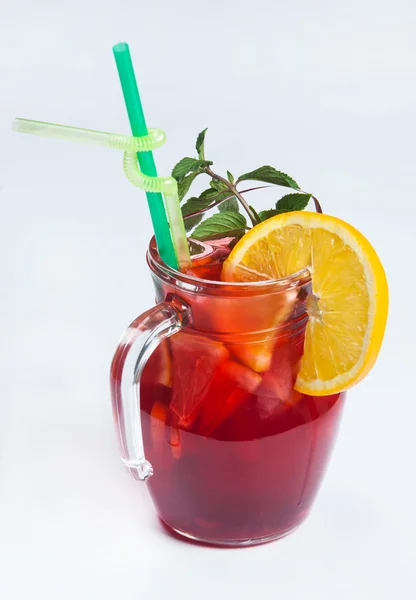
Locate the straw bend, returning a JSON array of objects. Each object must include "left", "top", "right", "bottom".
[
  {"left": 108, "top": 128, "right": 166, "bottom": 151},
  {"left": 123, "top": 151, "right": 189, "bottom": 267},
  {"left": 13, "top": 118, "right": 174, "bottom": 194},
  {"left": 123, "top": 152, "right": 177, "bottom": 194},
  {"left": 12, "top": 116, "right": 191, "bottom": 269}
]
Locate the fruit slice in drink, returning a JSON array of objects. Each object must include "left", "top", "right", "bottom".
[
  {"left": 150, "top": 400, "right": 169, "bottom": 450},
  {"left": 141, "top": 339, "right": 172, "bottom": 388},
  {"left": 222, "top": 211, "right": 389, "bottom": 395},
  {"left": 256, "top": 340, "right": 294, "bottom": 417},
  {"left": 169, "top": 333, "right": 230, "bottom": 427},
  {"left": 224, "top": 293, "right": 296, "bottom": 373},
  {"left": 197, "top": 358, "right": 262, "bottom": 435}
]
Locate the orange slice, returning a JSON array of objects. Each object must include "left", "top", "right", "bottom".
[{"left": 222, "top": 211, "right": 388, "bottom": 395}]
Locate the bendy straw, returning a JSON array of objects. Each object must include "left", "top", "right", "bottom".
[{"left": 13, "top": 118, "right": 191, "bottom": 269}]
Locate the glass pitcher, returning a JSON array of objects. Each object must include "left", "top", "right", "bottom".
[{"left": 110, "top": 239, "right": 345, "bottom": 546}]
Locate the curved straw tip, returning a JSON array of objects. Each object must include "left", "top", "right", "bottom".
[
  {"left": 162, "top": 177, "right": 178, "bottom": 194},
  {"left": 12, "top": 118, "right": 23, "bottom": 132}
]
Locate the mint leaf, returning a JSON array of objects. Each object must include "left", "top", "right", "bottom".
[
  {"left": 196, "top": 128, "right": 208, "bottom": 160},
  {"left": 199, "top": 188, "right": 231, "bottom": 203},
  {"left": 227, "top": 171, "right": 235, "bottom": 184},
  {"left": 178, "top": 172, "right": 198, "bottom": 202},
  {"left": 192, "top": 212, "right": 247, "bottom": 241},
  {"left": 237, "top": 166, "right": 300, "bottom": 190},
  {"left": 218, "top": 197, "right": 239, "bottom": 213},
  {"left": 258, "top": 194, "right": 311, "bottom": 221},
  {"left": 172, "top": 157, "right": 212, "bottom": 182},
  {"left": 209, "top": 179, "right": 228, "bottom": 192},
  {"left": 182, "top": 190, "right": 233, "bottom": 232},
  {"left": 181, "top": 195, "right": 215, "bottom": 217},
  {"left": 184, "top": 214, "right": 203, "bottom": 232},
  {"left": 172, "top": 158, "right": 199, "bottom": 181},
  {"left": 199, "top": 188, "right": 218, "bottom": 201},
  {"left": 276, "top": 192, "right": 311, "bottom": 212},
  {"left": 199, "top": 187, "right": 231, "bottom": 205},
  {"left": 258, "top": 209, "right": 280, "bottom": 222}
]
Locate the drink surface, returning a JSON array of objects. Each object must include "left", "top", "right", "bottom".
[{"left": 139, "top": 239, "right": 345, "bottom": 543}]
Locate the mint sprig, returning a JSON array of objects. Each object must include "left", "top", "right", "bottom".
[
  {"left": 192, "top": 212, "right": 247, "bottom": 240},
  {"left": 237, "top": 166, "right": 300, "bottom": 190},
  {"left": 171, "top": 129, "right": 320, "bottom": 240},
  {"left": 196, "top": 128, "right": 208, "bottom": 159},
  {"left": 276, "top": 192, "right": 311, "bottom": 212},
  {"left": 177, "top": 173, "right": 198, "bottom": 201},
  {"left": 218, "top": 197, "right": 239, "bottom": 213},
  {"left": 172, "top": 157, "right": 212, "bottom": 181}
]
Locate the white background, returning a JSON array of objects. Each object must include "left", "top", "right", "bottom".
[{"left": 1, "top": 1, "right": 415, "bottom": 598}]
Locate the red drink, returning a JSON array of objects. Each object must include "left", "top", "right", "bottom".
[{"left": 135, "top": 242, "right": 345, "bottom": 545}]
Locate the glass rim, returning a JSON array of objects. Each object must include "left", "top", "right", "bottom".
[{"left": 147, "top": 238, "right": 311, "bottom": 293}]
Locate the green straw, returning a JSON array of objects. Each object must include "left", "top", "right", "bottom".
[{"left": 112, "top": 42, "right": 178, "bottom": 270}]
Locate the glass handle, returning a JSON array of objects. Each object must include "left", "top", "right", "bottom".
[{"left": 110, "top": 298, "right": 190, "bottom": 481}]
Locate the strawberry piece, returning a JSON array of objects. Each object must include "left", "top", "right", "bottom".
[
  {"left": 256, "top": 342, "right": 295, "bottom": 418},
  {"left": 169, "top": 333, "right": 229, "bottom": 427},
  {"left": 198, "top": 359, "right": 261, "bottom": 435}
]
